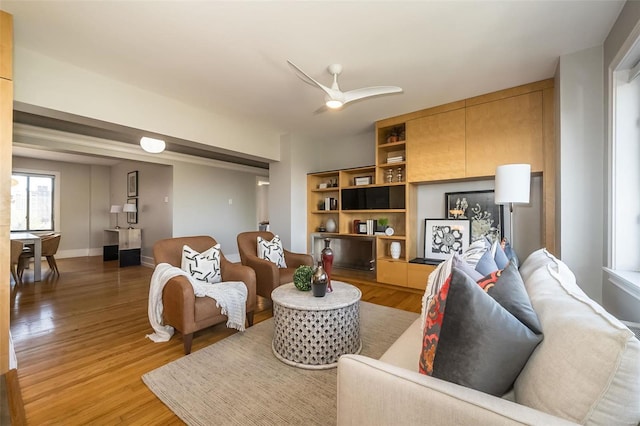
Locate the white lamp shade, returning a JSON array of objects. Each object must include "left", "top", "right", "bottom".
[
  {"left": 495, "top": 164, "right": 531, "bottom": 204},
  {"left": 123, "top": 203, "right": 137, "bottom": 213},
  {"left": 140, "top": 136, "right": 166, "bottom": 153},
  {"left": 110, "top": 205, "right": 122, "bottom": 213}
]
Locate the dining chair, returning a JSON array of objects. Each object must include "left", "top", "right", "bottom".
[
  {"left": 19, "top": 233, "right": 61, "bottom": 277},
  {"left": 10, "top": 240, "right": 25, "bottom": 285}
]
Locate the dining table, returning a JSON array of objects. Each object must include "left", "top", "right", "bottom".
[{"left": 10, "top": 232, "right": 42, "bottom": 281}]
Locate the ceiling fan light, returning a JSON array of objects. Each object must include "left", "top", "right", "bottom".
[
  {"left": 140, "top": 136, "right": 166, "bottom": 153},
  {"left": 326, "top": 99, "right": 343, "bottom": 109}
]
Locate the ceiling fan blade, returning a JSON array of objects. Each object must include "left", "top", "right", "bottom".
[
  {"left": 287, "top": 60, "right": 335, "bottom": 97},
  {"left": 343, "top": 86, "right": 403, "bottom": 104}
]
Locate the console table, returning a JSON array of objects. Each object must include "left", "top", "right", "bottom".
[{"left": 103, "top": 229, "right": 141, "bottom": 267}]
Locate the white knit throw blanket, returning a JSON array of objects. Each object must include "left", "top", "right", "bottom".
[{"left": 146, "top": 263, "right": 247, "bottom": 343}]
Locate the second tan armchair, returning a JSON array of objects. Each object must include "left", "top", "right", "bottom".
[{"left": 237, "top": 231, "right": 314, "bottom": 299}]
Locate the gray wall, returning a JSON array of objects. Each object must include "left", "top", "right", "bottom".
[
  {"left": 110, "top": 161, "right": 173, "bottom": 264},
  {"left": 555, "top": 46, "right": 605, "bottom": 303},
  {"left": 12, "top": 157, "right": 111, "bottom": 257},
  {"left": 602, "top": 0, "right": 640, "bottom": 320}
]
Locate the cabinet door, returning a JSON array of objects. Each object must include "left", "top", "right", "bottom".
[
  {"left": 377, "top": 260, "right": 407, "bottom": 286},
  {"left": 406, "top": 109, "right": 465, "bottom": 182},
  {"left": 407, "top": 263, "right": 436, "bottom": 290},
  {"left": 466, "top": 91, "right": 543, "bottom": 177}
]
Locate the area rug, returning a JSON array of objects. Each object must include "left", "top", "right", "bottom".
[{"left": 142, "top": 301, "right": 418, "bottom": 426}]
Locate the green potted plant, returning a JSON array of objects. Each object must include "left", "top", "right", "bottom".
[{"left": 293, "top": 265, "right": 314, "bottom": 291}]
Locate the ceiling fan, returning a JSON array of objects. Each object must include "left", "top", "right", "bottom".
[{"left": 287, "top": 60, "right": 402, "bottom": 110}]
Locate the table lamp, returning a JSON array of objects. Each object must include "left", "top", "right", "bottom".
[
  {"left": 110, "top": 205, "right": 123, "bottom": 229},
  {"left": 495, "top": 164, "right": 531, "bottom": 247},
  {"left": 123, "top": 203, "right": 137, "bottom": 229}
]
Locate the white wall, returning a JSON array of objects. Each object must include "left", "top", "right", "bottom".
[
  {"left": 172, "top": 162, "right": 260, "bottom": 257},
  {"left": 555, "top": 46, "right": 605, "bottom": 303},
  {"left": 269, "top": 130, "right": 376, "bottom": 255},
  {"left": 13, "top": 47, "right": 281, "bottom": 162}
]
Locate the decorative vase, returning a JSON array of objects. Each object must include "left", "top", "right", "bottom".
[
  {"left": 321, "top": 238, "right": 334, "bottom": 293},
  {"left": 326, "top": 218, "right": 336, "bottom": 233},
  {"left": 390, "top": 241, "right": 401, "bottom": 260},
  {"left": 312, "top": 261, "right": 328, "bottom": 297}
]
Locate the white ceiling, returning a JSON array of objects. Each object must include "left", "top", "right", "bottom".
[{"left": 3, "top": 1, "right": 624, "bottom": 157}]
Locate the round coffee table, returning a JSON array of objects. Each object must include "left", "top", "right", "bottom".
[{"left": 271, "top": 280, "right": 362, "bottom": 369}]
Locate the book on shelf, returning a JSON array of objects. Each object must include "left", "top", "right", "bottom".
[{"left": 387, "top": 157, "right": 404, "bottom": 163}]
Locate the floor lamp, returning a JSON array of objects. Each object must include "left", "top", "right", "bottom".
[
  {"left": 110, "top": 205, "right": 123, "bottom": 229},
  {"left": 495, "top": 164, "right": 531, "bottom": 248}
]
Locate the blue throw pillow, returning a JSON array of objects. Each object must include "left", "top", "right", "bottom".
[{"left": 475, "top": 249, "right": 499, "bottom": 276}]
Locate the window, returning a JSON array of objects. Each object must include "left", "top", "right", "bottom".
[{"left": 11, "top": 172, "right": 55, "bottom": 232}]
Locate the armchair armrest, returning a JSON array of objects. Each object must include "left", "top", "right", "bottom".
[
  {"left": 337, "top": 355, "right": 578, "bottom": 426},
  {"left": 162, "top": 275, "right": 196, "bottom": 332},
  {"left": 284, "top": 250, "right": 314, "bottom": 268},
  {"left": 242, "top": 253, "right": 279, "bottom": 295},
  {"left": 221, "top": 260, "right": 257, "bottom": 311}
]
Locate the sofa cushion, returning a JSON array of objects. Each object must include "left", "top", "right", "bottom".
[
  {"left": 181, "top": 244, "right": 222, "bottom": 284},
  {"left": 257, "top": 235, "right": 287, "bottom": 268},
  {"left": 477, "top": 261, "right": 542, "bottom": 334},
  {"left": 420, "top": 268, "right": 542, "bottom": 396},
  {"left": 380, "top": 317, "right": 422, "bottom": 371},
  {"left": 515, "top": 249, "right": 640, "bottom": 425}
]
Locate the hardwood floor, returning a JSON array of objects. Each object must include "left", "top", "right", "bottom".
[{"left": 10, "top": 256, "right": 423, "bottom": 425}]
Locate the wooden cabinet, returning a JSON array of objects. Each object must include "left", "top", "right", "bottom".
[
  {"left": 407, "top": 263, "right": 436, "bottom": 290},
  {"left": 307, "top": 171, "right": 340, "bottom": 248},
  {"left": 466, "top": 91, "right": 544, "bottom": 177},
  {"left": 406, "top": 108, "right": 466, "bottom": 182},
  {"left": 0, "top": 10, "right": 12, "bottom": 374},
  {"left": 0, "top": 12, "right": 12, "bottom": 80},
  {"left": 308, "top": 79, "right": 556, "bottom": 291},
  {"left": 377, "top": 259, "right": 407, "bottom": 286}
]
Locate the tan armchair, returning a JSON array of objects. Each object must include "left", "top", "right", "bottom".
[
  {"left": 237, "top": 231, "right": 314, "bottom": 299},
  {"left": 153, "top": 236, "right": 256, "bottom": 354}
]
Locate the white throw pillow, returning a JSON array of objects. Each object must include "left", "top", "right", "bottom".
[
  {"left": 257, "top": 235, "right": 287, "bottom": 268},
  {"left": 181, "top": 244, "right": 222, "bottom": 284}
]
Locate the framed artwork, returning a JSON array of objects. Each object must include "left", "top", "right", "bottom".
[
  {"left": 357, "top": 222, "right": 368, "bottom": 234},
  {"left": 126, "top": 198, "right": 138, "bottom": 224},
  {"left": 127, "top": 171, "right": 138, "bottom": 197},
  {"left": 445, "top": 190, "right": 504, "bottom": 243},
  {"left": 424, "top": 219, "right": 471, "bottom": 260}
]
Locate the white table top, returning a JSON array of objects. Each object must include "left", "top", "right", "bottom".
[
  {"left": 10, "top": 232, "right": 41, "bottom": 241},
  {"left": 271, "top": 281, "right": 362, "bottom": 311}
]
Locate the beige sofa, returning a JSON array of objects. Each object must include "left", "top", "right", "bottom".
[{"left": 337, "top": 249, "right": 640, "bottom": 425}]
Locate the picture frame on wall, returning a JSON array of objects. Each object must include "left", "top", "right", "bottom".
[
  {"left": 126, "top": 198, "right": 138, "bottom": 224},
  {"left": 445, "top": 190, "right": 504, "bottom": 243},
  {"left": 424, "top": 219, "right": 471, "bottom": 260},
  {"left": 127, "top": 171, "right": 138, "bottom": 197}
]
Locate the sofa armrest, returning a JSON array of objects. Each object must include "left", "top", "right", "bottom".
[{"left": 337, "top": 355, "right": 578, "bottom": 426}]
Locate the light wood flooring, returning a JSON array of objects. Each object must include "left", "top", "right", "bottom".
[{"left": 10, "top": 256, "right": 422, "bottom": 425}]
